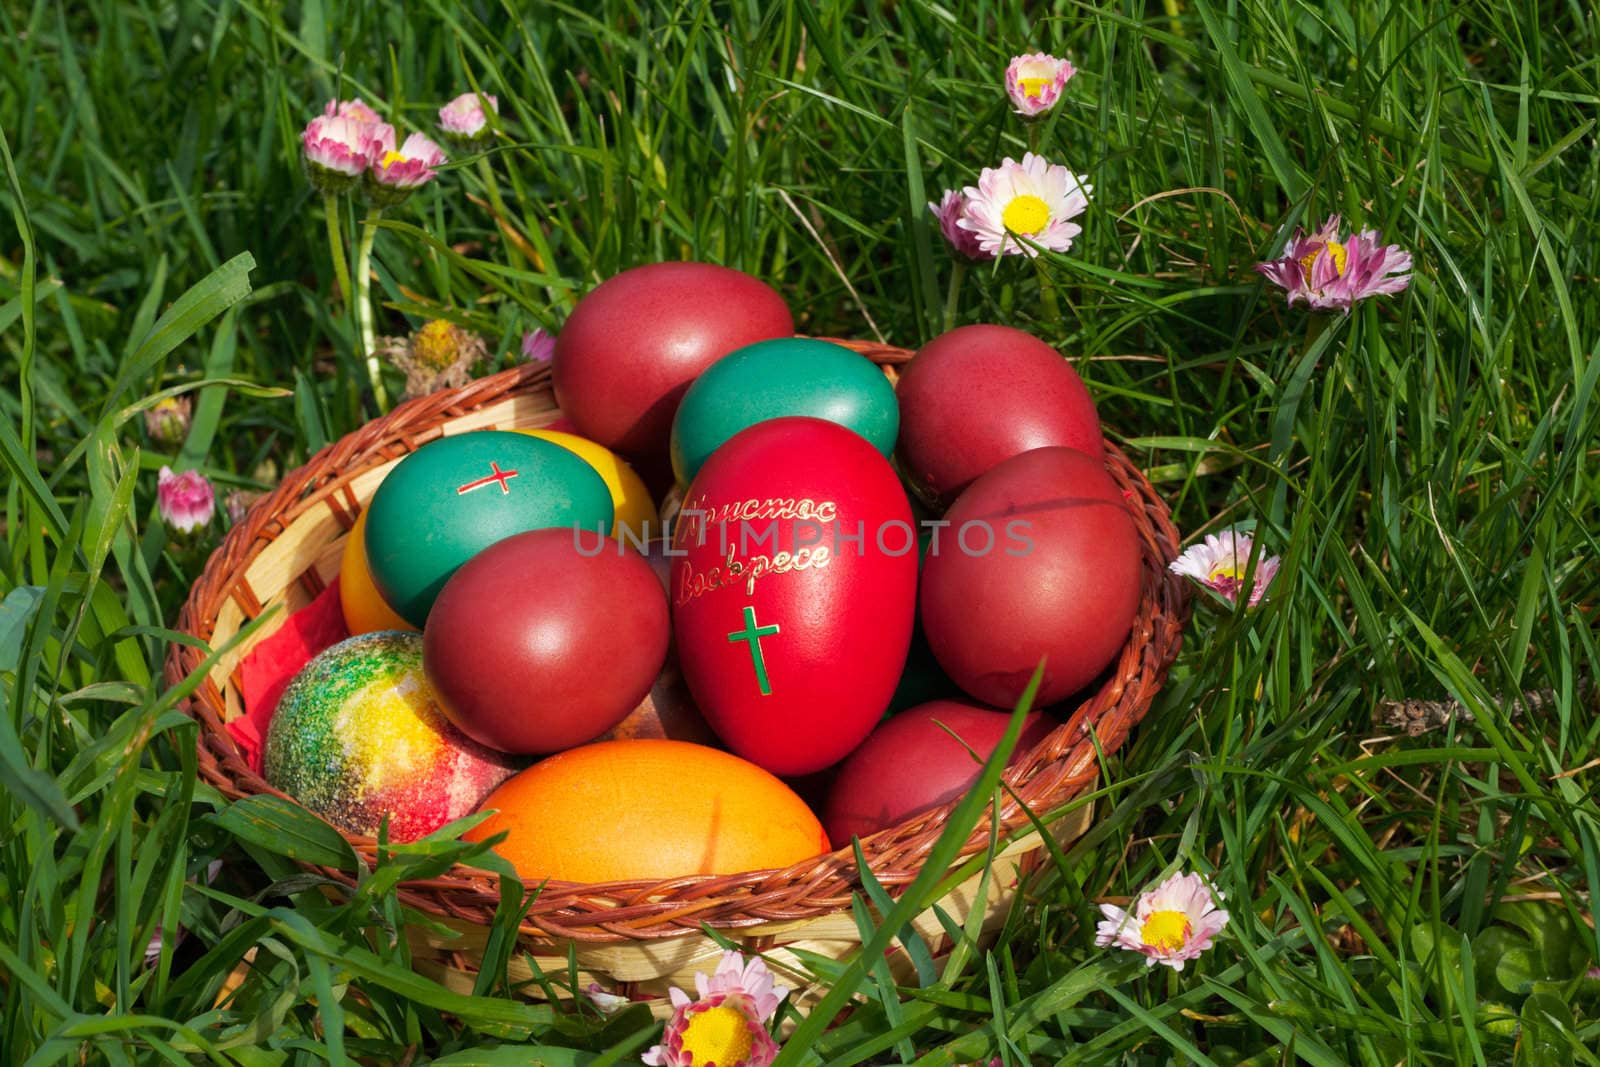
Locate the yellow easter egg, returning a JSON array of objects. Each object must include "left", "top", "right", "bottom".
[
  {"left": 516, "top": 428, "right": 659, "bottom": 541},
  {"left": 339, "top": 508, "right": 417, "bottom": 635}
]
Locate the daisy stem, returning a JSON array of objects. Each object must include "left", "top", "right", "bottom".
[
  {"left": 355, "top": 206, "right": 388, "bottom": 411},
  {"left": 1038, "top": 267, "right": 1061, "bottom": 327},
  {"left": 323, "top": 192, "right": 352, "bottom": 314},
  {"left": 1167, "top": 968, "right": 1187, "bottom": 1064},
  {"left": 942, "top": 261, "right": 966, "bottom": 332},
  {"left": 1303, "top": 310, "right": 1332, "bottom": 353}
]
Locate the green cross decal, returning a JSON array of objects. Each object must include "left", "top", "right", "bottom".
[{"left": 726, "top": 605, "right": 780, "bottom": 696}]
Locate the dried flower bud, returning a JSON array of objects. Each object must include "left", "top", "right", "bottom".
[
  {"left": 378, "top": 319, "right": 489, "bottom": 399},
  {"left": 144, "top": 396, "right": 193, "bottom": 447}
]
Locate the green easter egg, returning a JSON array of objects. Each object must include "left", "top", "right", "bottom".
[
  {"left": 669, "top": 337, "right": 899, "bottom": 485},
  {"left": 365, "top": 430, "right": 614, "bottom": 625}
]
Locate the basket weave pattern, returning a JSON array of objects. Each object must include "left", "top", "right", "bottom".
[{"left": 165, "top": 340, "right": 1187, "bottom": 949}]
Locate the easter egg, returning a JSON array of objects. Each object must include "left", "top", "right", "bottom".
[
  {"left": 822, "top": 701, "right": 1056, "bottom": 847},
  {"left": 364, "top": 430, "right": 614, "bottom": 626},
  {"left": 669, "top": 337, "right": 899, "bottom": 486},
  {"left": 596, "top": 539, "right": 718, "bottom": 745},
  {"left": 515, "top": 428, "right": 659, "bottom": 543},
  {"left": 552, "top": 262, "right": 795, "bottom": 456},
  {"left": 896, "top": 324, "right": 1103, "bottom": 507},
  {"left": 262, "top": 632, "right": 522, "bottom": 842},
  {"left": 671, "top": 417, "right": 918, "bottom": 775},
  {"left": 339, "top": 508, "right": 416, "bottom": 635},
  {"left": 920, "top": 447, "right": 1141, "bottom": 707},
  {"left": 594, "top": 661, "right": 718, "bottom": 745},
  {"left": 466, "top": 740, "right": 830, "bottom": 882},
  {"left": 424, "top": 528, "right": 670, "bottom": 754}
]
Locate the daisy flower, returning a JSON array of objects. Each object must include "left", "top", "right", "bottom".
[
  {"left": 958, "top": 152, "right": 1091, "bottom": 258},
  {"left": 1095, "top": 870, "right": 1230, "bottom": 971},
  {"left": 642, "top": 951, "right": 789, "bottom": 1067},
  {"left": 366, "top": 132, "right": 447, "bottom": 206},
  {"left": 157, "top": 466, "right": 215, "bottom": 535},
  {"left": 1255, "top": 213, "right": 1413, "bottom": 312},
  {"left": 1005, "top": 53, "right": 1077, "bottom": 117},
  {"left": 439, "top": 91, "right": 498, "bottom": 147},
  {"left": 585, "top": 982, "right": 630, "bottom": 1015},
  {"left": 521, "top": 327, "right": 556, "bottom": 363},
  {"left": 328, "top": 97, "right": 384, "bottom": 125},
  {"left": 928, "top": 189, "right": 993, "bottom": 261},
  {"left": 375, "top": 319, "right": 487, "bottom": 400},
  {"left": 301, "top": 99, "right": 393, "bottom": 195},
  {"left": 1169, "top": 529, "right": 1280, "bottom": 607}
]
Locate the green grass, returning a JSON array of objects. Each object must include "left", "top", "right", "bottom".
[{"left": 3, "top": 0, "right": 1599, "bottom": 1062}]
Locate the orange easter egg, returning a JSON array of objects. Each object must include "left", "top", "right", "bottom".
[
  {"left": 467, "top": 739, "right": 829, "bottom": 883},
  {"left": 515, "top": 428, "right": 659, "bottom": 542},
  {"left": 339, "top": 508, "right": 416, "bottom": 635}
]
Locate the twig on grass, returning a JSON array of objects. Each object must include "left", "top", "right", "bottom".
[{"left": 1374, "top": 675, "right": 1594, "bottom": 737}]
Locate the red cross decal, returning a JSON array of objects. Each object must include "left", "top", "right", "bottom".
[{"left": 456, "top": 461, "right": 520, "bottom": 496}]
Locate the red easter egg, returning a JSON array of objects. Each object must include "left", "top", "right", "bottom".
[
  {"left": 423, "top": 528, "right": 670, "bottom": 754},
  {"left": 920, "top": 447, "right": 1140, "bottom": 707},
  {"left": 671, "top": 417, "right": 918, "bottom": 775},
  {"left": 552, "top": 263, "right": 795, "bottom": 457},
  {"left": 822, "top": 700, "right": 1056, "bottom": 847},
  {"left": 896, "top": 324, "right": 1102, "bottom": 507}
]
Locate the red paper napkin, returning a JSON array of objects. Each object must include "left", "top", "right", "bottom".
[{"left": 228, "top": 578, "right": 351, "bottom": 773}]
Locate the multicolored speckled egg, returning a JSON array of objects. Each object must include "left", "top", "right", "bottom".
[{"left": 262, "top": 631, "right": 522, "bottom": 842}]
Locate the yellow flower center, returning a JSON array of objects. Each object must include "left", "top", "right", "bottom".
[
  {"left": 1001, "top": 194, "right": 1051, "bottom": 236},
  {"left": 379, "top": 150, "right": 407, "bottom": 169},
  {"left": 1300, "top": 239, "right": 1348, "bottom": 279},
  {"left": 414, "top": 320, "right": 459, "bottom": 370},
  {"left": 1018, "top": 76, "right": 1052, "bottom": 99},
  {"left": 679, "top": 1005, "right": 754, "bottom": 1066},
  {"left": 1141, "top": 909, "right": 1192, "bottom": 952},
  {"left": 1206, "top": 562, "right": 1245, "bottom": 583}
]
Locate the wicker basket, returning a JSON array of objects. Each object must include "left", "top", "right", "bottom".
[{"left": 164, "top": 339, "right": 1187, "bottom": 1011}]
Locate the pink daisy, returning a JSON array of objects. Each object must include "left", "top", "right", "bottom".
[
  {"left": 1169, "top": 529, "right": 1280, "bottom": 607},
  {"left": 521, "top": 328, "right": 556, "bottom": 363},
  {"left": 157, "top": 466, "right": 215, "bottom": 535},
  {"left": 367, "top": 132, "right": 447, "bottom": 206},
  {"left": 328, "top": 98, "right": 384, "bottom": 125},
  {"left": 1005, "top": 53, "right": 1077, "bottom": 117},
  {"left": 928, "top": 189, "right": 993, "bottom": 261},
  {"left": 642, "top": 951, "right": 789, "bottom": 1067},
  {"left": 1255, "top": 213, "right": 1413, "bottom": 312},
  {"left": 1095, "top": 870, "right": 1231, "bottom": 972},
  {"left": 958, "top": 152, "right": 1091, "bottom": 258},
  {"left": 439, "top": 91, "right": 498, "bottom": 144},
  {"left": 301, "top": 100, "right": 393, "bottom": 195}
]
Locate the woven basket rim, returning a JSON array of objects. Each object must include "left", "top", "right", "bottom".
[{"left": 164, "top": 337, "right": 1188, "bottom": 943}]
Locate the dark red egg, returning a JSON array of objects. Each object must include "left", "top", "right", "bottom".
[
  {"left": 896, "top": 324, "right": 1102, "bottom": 507},
  {"left": 552, "top": 262, "right": 795, "bottom": 457},
  {"left": 423, "top": 528, "right": 670, "bottom": 754},
  {"left": 671, "top": 417, "right": 918, "bottom": 775},
  {"left": 919, "top": 447, "right": 1141, "bottom": 708},
  {"left": 823, "top": 700, "right": 1056, "bottom": 847}
]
